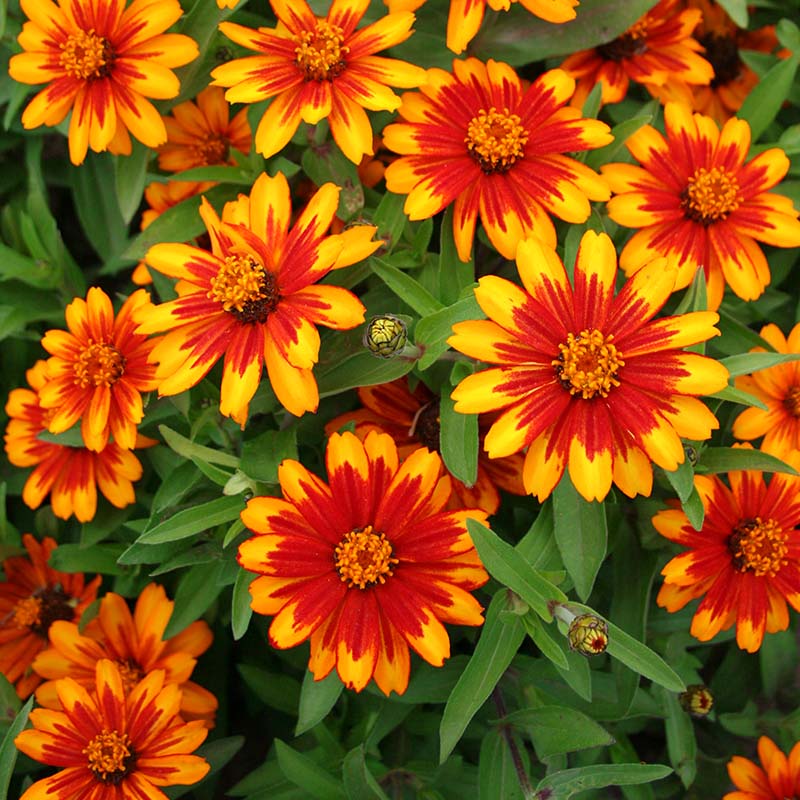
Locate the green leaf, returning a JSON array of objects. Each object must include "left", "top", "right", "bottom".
[
  {"left": 502, "top": 706, "right": 614, "bottom": 758},
  {"left": 696, "top": 447, "right": 798, "bottom": 476},
  {"left": 716, "top": 0, "right": 747, "bottom": 26},
  {"left": 552, "top": 477, "right": 607, "bottom": 602},
  {"left": 158, "top": 424, "right": 240, "bottom": 468},
  {"left": 478, "top": 730, "right": 525, "bottom": 800},
  {"left": 161, "top": 165, "right": 255, "bottom": 185},
  {"left": 776, "top": 18, "right": 800, "bottom": 52},
  {"left": 585, "top": 103, "right": 658, "bottom": 170},
  {"left": 720, "top": 351, "right": 800, "bottom": 378},
  {"left": 49, "top": 543, "right": 127, "bottom": 576},
  {"left": 342, "top": 746, "right": 391, "bottom": 800},
  {"left": 658, "top": 687, "right": 696, "bottom": 789},
  {"left": 0, "top": 242, "right": 60, "bottom": 289},
  {"left": 415, "top": 293, "right": 483, "bottom": 370},
  {"left": 467, "top": 519, "right": 569, "bottom": 620},
  {"left": 168, "top": 736, "right": 245, "bottom": 799},
  {"left": 521, "top": 613, "right": 568, "bottom": 670},
  {"left": 436, "top": 206, "right": 476, "bottom": 304},
  {"left": 138, "top": 495, "right": 246, "bottom": 544},
  {"left": 371, "top": 191, "right": 408, "bottom": 254},
  {"left": 439, "top": 591, "right": 526, "bottom": 763},
  {"left": 370, "top": 257, "right": 444, "bottom": 317},
  {"left": 115, "top": 141, "right": 151, "bottom": 225},
  {"left": 274, "top": 740, "right": 347, "bottom": 800},
  {"left": 164, "top": 561, "right": 222, "bottom": 637},
  {"left": 439, "top": 394, "right": 478, "bottom": 486},
  {"left": 301, "top": 143, "right": 363, "bottom": 220},
  {"left": 0, "top": 697, "right": 34, "bottom": 800},
  {"left": 240, "top": 427, "right": 298, "bottom": 483},
  {"left": 238, "top": 664, "right": 301, "bottom": 716},
  {"left": 296, "top": 670, "right": 344, "bottom": 736},
  {"left": 664, "top": 458, "right": 695, "bottom": 505},
  {"left": 709, "top": 385, "right": 767, "bottom": 410},
  {"left": 231, "top": 569, "right": 255, "bottom": 640},
  {"left": 317, "top": 348, "right": 415, "bottom": 398},
  {"left": 681, "top": 488, "right": 706, "bottom": 532},
  {"left": 534, "top": 764, "right": 672, "bottom": 798},
  {"left": 738, "top": 54, "right": 800, "bottom": 142}
]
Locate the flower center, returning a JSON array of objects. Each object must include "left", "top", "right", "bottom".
[
  {"left": 553, "top": 329, "right": 624, "bottom": 399},
  {"left": 334, "top": 525, "right": 398, "bottom": 589},
  {"left": 115, "top": 659, "right": 144, "bottom": 693},
  {"left": 74, "top": 342, "right": 126, "bottom": 388},
  {"left": 728, "top": 517, "right": 789, "bottom": 577},
  {"left": 208, "top": 255, "right": 280, "bottom": 324},
  {"left": 783, "top": 386, "right": 800, "bottom": 417},
  {"left": 596, "top": 19, "right": 650, "bottom": 61},
  {"left": 195, "top": 134, "right": 230, "bottom": 166},
  {"left": 681, "top": 166, "right": 741, "bottom": 225},
  {"left": 84, "top": 730, "right": 136, "bottom": 785},
  {"left": 409, "top": 400, "right": 440, "bottom": 452},
  {"left": 699, "top": 33, "right": 742, "bottom": 87},
  {"left": 60, "top": 29, "right": 114, "bottom": 80},
  {"left": 12, "top": 587, "right": 75, "bottom": 637},
  {"left": 466, "top": 108, "right": 528, "bottom": 174},
  {"left": 294, "top": 21, "right": 349, "bottom": 81}
]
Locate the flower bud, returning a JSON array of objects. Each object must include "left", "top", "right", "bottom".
[
  {"left": 683, "top": 443, "right": 698, "bottom": 466},
  {"left": 363, "top": 315, "right": 407, "bottom": 358},
  {"left": 567, "top": 613, "right": 608, "bottom": 656},
  {"left": 679, "top": 684, "right": 713, "bottom": 717}
]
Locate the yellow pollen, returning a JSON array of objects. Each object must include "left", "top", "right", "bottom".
[
  {"left": 783, "top": 386, "right": 800, "bottom": 418},
  {"left": 84, "top": 730, "right": 134, "bottom": 783},
  {"left": 115, "top": 660, "right": 143, "bottom": 693},
  {"left": 334, "top": 525, "right": 398, "bottom": 589},
  {"left": 209, "top": 255, "right": 268, "bottom": 311},
  {"left": 681, "top": 166, "right": 741, "bottom": 225},
  {"left": 194, "top": 134, "right": 230, "bottom": 166},
  {"left": 466, "top": 107, "right": 528, "bottom": 173},
  {"left": 13, "top": 597, "right": 42, "bottom": 628},
  {"left": 728, "top": 517, "right": 788, "bottom": 577},
  {"left": 60, "top": 29, "right": 113, "bottom": 80},
  {"left": 553, "top": 329, "right": 624, "bottom": 399},
  {"left": 74, "top": 342, "right": 126, "bottom": 388},
  {"left": 294, "top": 21, "right": 349, "bottom": 81}
]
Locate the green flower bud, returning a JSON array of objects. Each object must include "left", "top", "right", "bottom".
[
  {"left": 679, "top": 684, "right": 713, "bottom": 717},
  {"left": 363, "top": 315, "right": 407, "bottom": 358},
  {"left": 567, "top": 613, "right": 608, "bottom": 656}
]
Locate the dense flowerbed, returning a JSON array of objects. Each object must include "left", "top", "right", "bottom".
[{"left": 1, "top": 0, "right": 800, "bottom": 797}]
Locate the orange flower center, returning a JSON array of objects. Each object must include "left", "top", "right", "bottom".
[
  {"left": 334, "top": 525, "right": 398, "bottom": 589},
  {"left": 60, "top": 29, "right": 114, "bottom": 80},
  {"left": 12, "top": 587, "right": 75, "bottom": 637},
  {"left": 116, "top": 659, "right": 144, "bottom": 693},
  {"left": 195, "top": 134, "right": 230, "bottom": 166},
  {"left": 74, "top": 342, "right": 126, "bottom": 388},
  {"left": 596, "top": 18, "right": 650, "bottom": 61},
  {"left": 728, "top": 517, "right": 789, "bottom": 576},
  {"left": 783, "top": 386, "right": 800, "bottom": 417},
  {"left": 13, "top": 597, "right": 42, "bottom": 628},
  {"left": 294, "top": 21, "right": 349, "bottom": 81},
  {"left": 84, "top": 730, "right": 136, "bottom": 785},
  {"left": 209, "top": 254, "right": 279, "bottom": 324},
  {"left": 466, "top": 108, "right": 528, "bottom": 174},
  {"left": 553, "top": 329, "right": 624, "bottom": 399},
  {"left": 681, "top": 166, "right": 741, "bottom": 225}
]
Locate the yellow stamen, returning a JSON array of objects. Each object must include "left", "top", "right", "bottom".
[
  {"left": 553, "top": 329, "right": 624, "bottom": 399},
  {"left": 194, "top": 134, "right": 230, "bottom": 166},
  {"left": 681, "top": 166, "right": 741, "bottom": 225},
  {"left": 294, "top": 21, "right": 349, "bottom": 81},
  {"left": 84, "top": 730, "right": 135, "bottom": 784},
  {"left": 783, "top": 386, "right": 800, "bottom": 417},
  {"left": 115, "top": 660, "right": 144, "bottom": 694},
  {"left": 13, "top": 597, "right": 42, "bottom": 628},
  {"left": 74, "top": 343, "right": 126, "bottom": 388},
  {"left": 465, "top": 107, "right": 528, "bottom": 173},
  {"left": 728, "top": 517, "right": 788, "bottom": 577},
  {"left": 208, "top": 255, "right": 279, "bottom": 323},
  {"left": 60, "top": 29, "right": 113, "bottom": 80},
  {"left": 334, "top": 525, "right": 398, "bottom": 589}
]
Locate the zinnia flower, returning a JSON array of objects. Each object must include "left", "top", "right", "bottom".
[
  {"left": 5, "top": 360, "right": 144, "bottom": 522},
  {"left": 8, "top": 0, "right": 199, "bottom": 165},
  {"left": 237, "top": 429, "right": 489, "bottom": 695},
  {"left": 33, "top": 583, "right": 218, "bottom": 726},
  {"left": 724, "top": 736, "right": 800, "bottom": 799},
  {"left": 15, "top": 659, "right": 210, "bottom": 800},
  {"left": 135, "top": 172, "right": 378, "bottom": 422},
  {"left": 325, "top": 377, "right": 526, "bottom": 514},
  {"left": 559, "top": 0, "right": 713, "bottom": 108},
  {"left": 448, "top": 231, "right": 730, "bottom": 502},
  {"left": 655, "top": 457, "right": 800, "bottom": 652},
  {"left": 602, "top": 102, "right": 800, "bottom": 310},
  {"left": 157, "top": 86, "right": 252, "bottom": 172},
  {"left": 210, "top": 0, "right": 426, "bottom": 163},
  {"left": 38, "top": 287, "right": 158, "bottom": 452},
  {"left": 383, "top": 60, "right": 612, "bottom": 262},
  {"left": 0, "top": 534, "right": 100, "bottom": 698},
  {"left": 732, "top": 323, "right": 800, "bottom": 466}
]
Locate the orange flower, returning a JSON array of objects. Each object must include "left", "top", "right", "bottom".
[
  {"left": 238, "top": 430, "right": 489, "bottom": 695},
  {"left": 0, "top": 534, "right": 100, "bottom": 698},
  {"left": 33, "top": 583, "right": 217, "bottom": 726},
  {"left": 211, "top": 0, "right": 426, "bottom": 163},
  {"left": 38, "top": 287, "right": 158, "bottom": 452},
  {"left": 724, "top": 736, "right": 800, "bottom": 799},
  {"left": 4, "top": 361, "right": 144, "bottom": 522},
  {"left": 15, "top": 660, "right": 209, "bottom": 799},
  {"left": 8, "top": 0, "right": 199, "bottom": 165},
  {"left": 157, "top": 86, "right": 252, "bottom": 172}
]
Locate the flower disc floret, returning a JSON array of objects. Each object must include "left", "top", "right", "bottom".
[
  {"left": 335, "top": 526, "right": 398, "bottom": 588},
  {"left": 681, "top": 166, "right": 741, "bottom": 224},
  {"left": 553, "top": 330, "right": 624, "bottom": 399},
  {"left": 728, "top": 517, "right": 788, "bottom": 577},
  {"left": 84, "top": 731, "right": 135, "bottom": 784},
  {"left": 294, "top": 22, "right": 348, "bottom": 80}
]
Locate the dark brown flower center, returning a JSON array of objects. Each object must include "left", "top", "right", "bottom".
[
  {"left": 334, "top": 526, "right": 398, "bottom": 589},
  {"left": 294, "top": 22, "right": 349, "bottom": 81},
  {"left": 728, "top": 517, "right": 788, "bottom": 576},
  {"left": 698, "top": 33, "right": 742, "bottom": 88},
  {"left": 84, "top": 730, "right": 137, "bottom": 785},
  {"left": 783, "top": 386, "right": 800, "bottom": 417},
  {"left": 553, "top": 329, "right": 624, "bottom": 399},
  {"left": 74, "top": 342, "right": 126, "bottom": 388},
  {"left": 410, "top": 400, "right": 441, "bottom": 452},
  {"left": 12, "top": 586, "right": 75, "bottom": 638},
  {"left": 596, "top": 19, "right": 650, "bottom": 61},
  {"left": 60, "top": 29, "right": 114, "bottom": 80},
  {"left": 209, "top": 254, "right": 280, "bottom": 324},
  {"left": 680, "top": 166, "right": 740, "bottom": 225},
  {"left": 466, "top": 108, "right": 528, "bottom": 174}
]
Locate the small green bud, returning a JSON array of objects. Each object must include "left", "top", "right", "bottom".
[
  {"left": 679, "top": 684, "right": 713, "bottom": 717},
  {"left": 363, "top": 315, "right": 408, "bottom": 358},
  {"left": 567, "top": 613, "right": 608, "bottom": 656}
]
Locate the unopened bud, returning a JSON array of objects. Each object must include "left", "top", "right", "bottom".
[
  {"left": 679, "top": 684, "right": 713, "bottom": 717},
  {"left": 683, "top": 444, "right": 698, "bottom": 466},
  {"left": 364, "top": 315, "right": 407, "bottom": 358},
  {"left": 567, "top": 614, "right": 608, "bottom": 656}
]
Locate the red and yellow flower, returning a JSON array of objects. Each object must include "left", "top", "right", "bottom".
[
  {"left": 210, "top": 0, "right": 426, "bottom": 164},
  {"left": 238, "top": 430, "right": 489, "bottom": 695},
  {"left": 37, "top": 287, "right": 158, "bottom": 453},
  {"left": 5, "top": 361, "right": 145, "bottom": 522},
  {"left": 559, "top": 0, "right": 712, "bottom": 108},
  {"left": 33, "top": 583, "right": 217, "bottom": 726},
  {"left": 383, "top": 60, "right": 612, "bottom": 262},
  {"left": 15, "top": 659, "right": 209, "bottom": 800},
  {"left": 724, "top": 736, "right": 800, "bottom": 799},
  {"left": 448, "top": 231, "right": 729, "bottom": 502},
  {"left": 157, "top": 86, "right": 252, "bottom": 172},
  {"left": 135, "top": 172, "right": 378, "bottom": 423},
  {"left": 8, "top": 0, "right": 199, "bottom": 165},
  {"left": 732, "top": 323, "right": 800, "bottom": 467},
  {"left": 602, "top": 103, "right": 800, "bottom": 310},
  {"left": 656, "top": 458, "right": 800, "bottom": 652},
  {"left": 0, "top": 534, "right": 100, "bottom": 698},
  {"left": 326, "top": 377, "right": 526, "bottom": 514}
]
